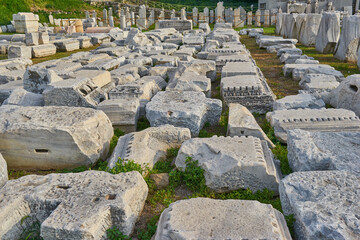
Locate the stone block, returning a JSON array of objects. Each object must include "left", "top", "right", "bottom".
[
  {"left": 151, "top": 55, "right": 179, "bottom": 67},
  {"left": 31, "top": 44, "right": 56, "bottom": 58},
  {"left": 0, "top": 69, "right": 25, "bottom": 84},
  {"left": 23, "top": 67, "right": 63, "bottom": 94},
  {"left": 166, "top": 72, "right": 211, "bottom": 97},
  {"left": 3, "top": 88, "right": 44, "bottom": 106},
  {"left": 221, "top": 75, "right": 275, "bottom": 113},
  {"left": 315, "top": 12, "right": 340, "bottom": 54},
  {"left": 154, "top": 198, "right": 291, "bottom": 240},
  {"left": 266, "top": 108, "right": 360, "bottom": 143},
  {"left": 175, "top": 60, "right": 216, "bottom": 82},
  {"left": 259, "top": 38, "right": 297, "bottom": 49},
  {"left": 12, "top": 12, "right": 39, "bottom": 33},
  {"left": 38, "top": 32, "right": 49, "bottom": 44},
  {"left": 25, "top": 32, "right": 39, "bottom": 46},
  {"left": 273, "top": 93, "right": 325, "bottom": 110},
  {"left": 175, "top": 136, "right": 280, "bottom": 193},
  {"left": 53, "top": 39, "right": 80, "bottom": 52},
  {"left": 276, "top": 48, "right": 302, "bottom": 57},
  {"left": 283, "top": 64, "right": 333, "bottom": 80},
  {"left": 215, "top": 54, "right": 252, "bottom": 72},
  {"left": 297, "top": 14, "right": 322, "bottom": 46},
  {"left": 78, "top": 36, "right": 92, "bottom": 49},
  {"left": 227, "top": 103, "right": 275, "bottom": 148},
  {"left": 280, "top": 171, "right": 360, "bottom": 240},
  {"left": 330, "top": 74, "right": 360, "bottom": 116},
  {"left": 221, "top": 62, "right": 257, "bottom": 78},
  {"left": 146, "top": 91, "right": 222, "bottom": 136},
  {"left": 43, "top": 70, "right": 112, "bottom": 108},
  {"left": 300, "top": 74, "right": 339, "bottom": 91},
  {"left": 97, "top": 98, "right": 140, "bottom": 132},
  {"left": 108, "top": 125, "right": 190, "bottom": 169},
  {"left": 266, "top": 44, "right": 296, "bottom": 53},
  {"left": 287, "top": 129, "right": 360, "bottom": 174},
  {"left": 0, "top": 153, "right": 8, "bottom": 188},
  {"left": 8, "top": 45, "right": 32, "bottom": 59},
  {"left": 0, "top": 171, "right": 148, "bottom": 238},
  {"left": 155, "top": 20, "right": 192, "bottom": 32},
  {"left": 83, "top": 57, "right": 125, "bottom": 71},
  {"left": 0, "top": 106, "right": 113, "bottom": 169}
]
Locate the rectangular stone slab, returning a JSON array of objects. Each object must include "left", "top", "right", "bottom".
[{"left": 221, "top": 62, "right": 257, "bottom": 78}]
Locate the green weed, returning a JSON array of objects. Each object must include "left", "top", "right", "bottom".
[
  {"left": 137, "top": 215, "right": 160, "bottom": 240},
  {"left": 106, "top": 227, "right": 131, "bottom": 240}
]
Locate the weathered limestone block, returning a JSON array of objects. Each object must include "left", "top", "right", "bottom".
[
  {"left": 108, "top": 125, "right": 191, "bottom": 169},
  {"left": 12, "top": 12, "right": 39, "bottom": 33},
  {"left": 3, "top": 88, "right": 44, "bottom": 106},
  {"left": 215, "top": 54, "right": 252, "bottom": 72},
  {"left": 266, "top": 108, "right": 360, "bottom": 143},
  {"left": 97, "top": 98, "right": 140, "bottom": 132},
  {"left": 0, "top": 153, "right": 8, "bottom": 188},
  {"left": 227, "top": 103, "right": 274, "bottom": 148},
  {"left": 221, "top": 62, "right": 257, "bottom": 78},
  {"left": 38, "top": 32, "right": 49, "bottom": 44},
  {"left": 259, "top": 38, "right": 297, "bottom": 49},
  {"left": 280, "top": 53, "right": 312, "bottom": 64},
  {"left": 0, "top": 106, "right": 113, "bottom": 169},
  {"left": 280, "top": 171, "right": 360, "bottom": 240},
  {"left": 78, "top": 36, "right": 92, "bottom": 49},
  {"left": 315, "top": 12, "right": 340, "bottom": 54},
  {"left": 25, "top": 32, "right": 39, "bottom": 46},
  {"left": 155, "top": 198, "right": 291, "bottom": 240},
  {"left": 31, "top": 44, "right": 56, "bottom": 58},
  {"left": 300, "top": 74, "right": 339, "bottom": 91},
  {"left": 146, "top": 91, "right": 222, "bottom": 136},
  {"left": 221, "top": 75, "right": 275, "bottom": 113},
  {"left": 8, "top": 45, "right": 32, "bottom": 59},
  {"left": 273, "top": 93, "right": 325, "bottom": 110},
  {"left": 23, "top": 67, "right": 62, "bottom": 94},
  {"left": 283, "top": 64, "right": 333, "bottom": 80},
  {"left": 276, "top": 13, "right": 285, "bottom": 35},
  {"left": 124, "top": 29, "right": 152, "bottom": 48},
  {"left": 166, "top": 72, "right": 211, "bottom": 97},
  {"left": 334, "top": 15, "right": 360, "bottom": 62},
  {"left": 83, "top": 57, "right": 125, "bottom": 71},
  {"left": 298, "top": 14, "right": 322, "bottom": 46},
  {"left": 151, "top": 55, "right": 179, "bottom": 67},
  {"left": 155, "top": 20, "right": 192, "bottom": 32},
  {"left": 0, "top": 69, "right": 26, "bottom": 84},
  {"left": 277, "top": 48, "right": 302, "bottom": 57},
  {"left": 175, "top": 60, "right": 216, "bottom": 82},
  {"left": 53, "top": 39, "right": 80, "bottom": 52},
  {"left": 43, "top": 70, "right": 112, "bottom": 108},
  {"left": 330, "top": 75, "right": 360, "bottom": 116},
  {"left": 266, "top": 44, "right": 296, "bottom": 53},
  {"left": 176, "top": 136, "right": 280, "bottom": 193},
  {"left": 284, "top": 14, "right": 298, "bottom": 39},
  {"left": 0, "top": 171, "right": 148, "bottom": 239},
  {"left": 287, "top": 129, "right": 360, "bottom": 174},
  {"left": 294, "top": 59, "right": 319, "bottom": 64}
]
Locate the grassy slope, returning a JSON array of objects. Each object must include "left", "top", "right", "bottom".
[
  {"left": 153, "top": 0, "right": 257, "bottom": 9},
  {"left": 0, "top": 0, "right": 98, "bottom": 25}
]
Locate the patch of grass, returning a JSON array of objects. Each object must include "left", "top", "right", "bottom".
[
  {"left": 285, "top": 214, "right": 296, "bottom": 238},
  {"left": 297, "top": 44, "right": 359, "bottom": 77},
  {"left": 136, "top": 215, "right": 160, "bottom": 240},
  {"left": 19, "top": 216, "right": 43, "bottom": 240},
  {"left": 107, "top": 227, "right": 131, "bottom": 240},
  {"left": 107, "top": 158, "right": 147, "bottom": 175},
  {"left": 137, "top": 117, "right": 151, "bottom": 131}
]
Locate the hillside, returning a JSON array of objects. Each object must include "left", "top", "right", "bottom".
[
  {"left": 0, "top": 0, "right": 98, "bottom": 25},
  {"left": 151, "top": 0, "right": 258, "bottom": 11}
]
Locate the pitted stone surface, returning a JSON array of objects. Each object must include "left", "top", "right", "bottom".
[
  {"left": 330, "top": 74, "right": 360, "bottom": 116},
  {"left": 287, "top": 129, "right": 360, "bottom": 174},
  {"left": 0, "top": 153, "right": 8, "bottom": 188},
  {"left": 3, "top": 88, "right": 44, "bottom": 106},
  {"left": 221, "top": 62, "right": 257, "bottom": 78},
  {"left": 0, "top": 171, "right": 148, "bottom": 239},
  {"left": 0, "top": 106, "right": 113, "bottom": 169},
  {"left": 175, "top": 136, "right": 280, "bottom": 193},
  {"left": 280, "top": 171, "right": 360, "bottom": 240},
  {"left": 266, "top": 108, "right": 360, "bottom": 143},
  {"left": 227, "top": 104, "right": 275, "bottom": 148},
  {"left": 23, "top": 66, "right": 62, "bottom": 94},
  {"left": 154, "top": 198, "right": 291, "bottom": 240},
  {"left": 315, "top": 12, "right": 340, "bottom": 54},
  {"left": 108, "top": 125, "right": 190, "bottom": 169},
  {"left": 146, "top": 91, "right": 222, "bottom": 136}
]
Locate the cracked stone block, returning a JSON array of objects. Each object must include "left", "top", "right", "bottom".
[
  {"left": 0, "top": 106, "right": 113, "bottom": 169},
  {"left": 273, "top": 93, "right": 325, "bottom": 110},
  {"left": 43, "top": 70, "right": 113, "bottom": 108},
  {"left": 174, "top": 60, "right": 216, "bottom": 82},
  {"left": 23, "top": 67, "right": 63, "bottom": 94},
  {"left": 0, "top": 80, "right": 23, "bottom": 104},
  {"left": 124, "top": 28, "right": 152, "bottom": 48},
  {"left": 108, "top": 125, "right": 190, "bottom": 169},
  {"left": 0, "top": 69, "right": 25, "bottom": 84},
  {"left": 266, "top": 44, "right": 296, "bottom": 53},
  {"left": 227, "top": 103, "right": 275, "bottom": 148},
  {"left": 78, "top": 36, "right": 92, "bottom": 49},
  {"left": 97, "top": 98, "right": 140, "bottom": 132},
  {"left": 31, "top": 44, "right": 56, "bottom": 58},
  {"left": 154, "top": 198, "right": 291, "bottom": 239},
  {"left": 146, "top": 91, "right": 222, "bottom": 136},
  {"left": 0, "top": 153, "right": 8, "bottom": 188},
  {"left": 175, "top": 136, "right": 280, "bottom": 193},
  {"left": 83, "top": 57, "right": 125, "bottom": 71},
  {"left": 0, "top": 171, "right": 148, "bottom": 239},
  {"left": 283, "top": 64, "right": 334, "bottom": 80},
  {"left": 287, "top": 129, "right": 360, "bottom": 174},
  {"left": 8, "top": 45, "right": 32, "bottom": 59},
  {"left": 266, "top": 108, "right": 360, "bottom": 143},
  {"left": 166, "top": 72, "right": 211, "bottom": 97},
  {"left": 151, "top": 55, "right": 179, "bottom": 67},
  {"left": 330, "top": 74, "right": 360, "bottom": 116},
  {"left": 47, "top": 62, "right": 83, "bottom": 76},
  {"left": 258, "top": 38, "right": 297, "bottom": 48},
  {"left": 215, "top": 54, "right": 252, "bottom": 72},
  {"left": 3, "top": 88, "right": 44, "bottom": 106},
  {"left": 276, "top": 48, "right": 302, "bottom": 57},
  {"left": 221, "top": 74, "right": 275, "bottom": 113},
  {"left": 315, "top": 12, "right": 340, "bottom": 54},
  {"left": 25, "top": 32, "right": 39, "bottom": 46},
  {"left": 221, "top": 62, "right": 257, "bottom": 78},
  {"left": 53, "top": 39, "right": 80, "bottom": 52},
  {"left": 280, "top": 171, "right": 360, "bottom": 240}
]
